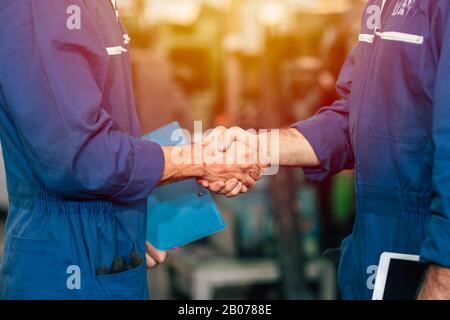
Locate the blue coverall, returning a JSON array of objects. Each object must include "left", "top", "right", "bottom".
[
  {"left": 0, "top": 0, "right": 164, "bottom": 299},
  {"left": 293, "top": 0, "right": 450, "bottom": 299}
]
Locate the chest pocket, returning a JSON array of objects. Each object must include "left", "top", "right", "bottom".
[
  {"left": 91, "top": 0, "right": 129, "bottom": 56},
  {"left": 99, "top": 24, "right": 128, "bottom": 56},
  {"left": 377, "top": 15, "right": 426, "bottom": 92},
  {"left": 367, "top": 14, "right": 430, "bottom": 143}
]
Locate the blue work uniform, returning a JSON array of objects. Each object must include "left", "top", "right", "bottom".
[
  {"left": 0, "top": 0, "right": 164, "bottom": 299},
  {"left": 293, "top": 0, "right": 450, "bottom": 299}
]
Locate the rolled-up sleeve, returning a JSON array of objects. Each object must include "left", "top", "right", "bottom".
[
  {"left": 0, "top": 0, "right": 164, "bottom": 203},
  {"left": 420, "top": 3, "right": 450, "bottom": 267},
  {"left": 291, "top": 47, "right": 356, "bottom": 181}
]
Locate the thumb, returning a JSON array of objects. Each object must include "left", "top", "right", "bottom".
[
  {"left": 218, "top": 135, "right": 234, "bottom": 152},
  {"left": 219, "top": 127, "right": 243, "bottom": 151},
  {"left": 259, "top": 155, "right": 272, "bottom": 169}
]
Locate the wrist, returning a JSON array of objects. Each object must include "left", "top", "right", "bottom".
[
  {"left": 161, "top": 145, "right": 205, "bottom": 184},
  {"left": 186, "top": 144, "right": 205, "bottom": 178},
  {"left": 417, "top": 265, "right": 450, "bottom": 300}
]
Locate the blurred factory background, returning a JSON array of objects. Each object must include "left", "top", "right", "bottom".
[{"left": 0, "top": 0, "right": 366, "bottom": 300}]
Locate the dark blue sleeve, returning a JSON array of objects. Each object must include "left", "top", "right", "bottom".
[
  {"left": 0, "top": 0, "right": 164, "bottom": 202},
  {"left": 420, "top": 3, "right": 450, "bottom": 267},
  {"left": 291, "top": 47, "right": 356, "bottom": 181}
]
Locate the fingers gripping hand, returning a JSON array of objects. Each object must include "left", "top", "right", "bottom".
[{"left": 200, "top": 127, "right": 267, "bottom": 196}]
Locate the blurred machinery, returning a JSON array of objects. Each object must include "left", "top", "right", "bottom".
[
  {"left": 133, "top": 0, "right": 364, "bottom": 300},
  {"left": 0, "top": 1, "right": 363, "bottom": 299},
  {"left": 120, "top": 0, "right": 226, "bottom": 132}
]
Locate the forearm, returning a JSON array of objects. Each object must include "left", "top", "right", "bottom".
[
  {"left": 417, "top": 265, "right": 450, "bottom": 300},
  {"left": 159, "top": 145, "right": 204, "bottom": 185},
  {"left": 264, "top": 128, "right": 320, "bottom": 167}
]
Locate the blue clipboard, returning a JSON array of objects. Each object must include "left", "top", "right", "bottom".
[{"left": 143, "top": 122, "right": 226, "bottom": 250}]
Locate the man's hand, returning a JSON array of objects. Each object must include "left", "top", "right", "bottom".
[
  {"left": 198, "top": 126, "right": 269, "bottom": 196},
  {"left": 199, "top": 129, "right": 263, "bottom": 196},
  {"left": 145, "top": 242, "right": 168, "bottom": 269},
  {"left": 158, "top": 127, "right": 263, "bottom": 197},
  {"left": 417, "top": 265, "right": 450, "bottom": 299},
  {"left": 197, "top": 127, "right": 321, "bottom": 196}
]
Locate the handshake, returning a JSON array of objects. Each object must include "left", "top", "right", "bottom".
[
  {"left": 197, "top": 126, "right": 272, "bottom": 197},
  {"left": 162, "top": 126, "right": 278, "bottom": 197}
]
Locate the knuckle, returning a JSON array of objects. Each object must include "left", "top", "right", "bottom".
[
  {"left": 218, "top": 167, "right": 228, "bottom": 174},
  {"left": 216, "top": 126, "right": 227, "bottom": 133}
]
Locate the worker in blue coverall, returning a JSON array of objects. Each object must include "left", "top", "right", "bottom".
[
  {"left": 202, "top": 0, "right": 450, "bottom": 299},
  {"left": 0, "top": 0, "right": 262, "bottom": 299}
]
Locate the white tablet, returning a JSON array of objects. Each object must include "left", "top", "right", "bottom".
[{"left": 372, "top": 252, "right": 426, "bottom": 300}]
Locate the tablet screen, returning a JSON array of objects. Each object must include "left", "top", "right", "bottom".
[{"left": 383, "top": 258, "right": 427, "bottom": 300}]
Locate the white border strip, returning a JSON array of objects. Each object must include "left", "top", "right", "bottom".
[
  {"left": 359, "top": 33, "right": 375, "bottom": 43},
  {"left": 359, "top": 32, "right": 424, "bottom": 45},
  {"left": 376, "top": 31, "right": 424, "bottom": 44},
  {"left": 106, "top": 46, "right": 128, "bottom": 56}
]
